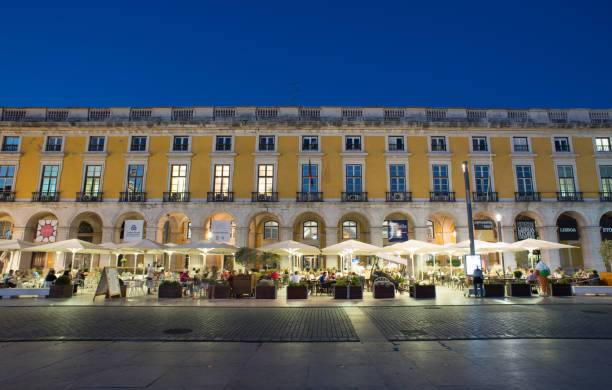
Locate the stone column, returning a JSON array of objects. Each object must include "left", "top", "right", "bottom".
[
  {"left": 190, "top": 226, "right": 204, "bottom": 241},
  {"left": 325, "top": 227, "right": 338, "bottom": 269},
  {"left": 540, "top": 226, "right": 561, "bottom": 270},
  {"left": 11, "top": 227, "right": 26, "bottom": 270},
  {"left": 280, "top": 227, "right": 293, "bottom": 241},
  {"left": 501, "top": 225, "right": 517, "bottom": 271},
  {"left": 234, "top": 227, "right": 249, "bottom": 248},
  {"left": 581, "top": 226, "right": 605, "bottom": 272},
  {"left": 413, "top": 226, "right": 429, "bottom": 242}
]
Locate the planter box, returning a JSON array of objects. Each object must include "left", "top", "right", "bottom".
[
  {"left": 484, "top": 283, "right": 505, "bottom": 298},
  {"left": 333, "top": 285, "right": 363, "bottom": 299},
  {"left": 286, "top": 285, "right": 308, "bottom": 299},
  {"left": 349, "top": 286, "right": 363, "bottom": 299},
  {"left": 255, "top": 285, "right": 277, "bottom": 299},
  {"left": 49, "top": 285, "right": 72, "bottom": 298},
  {"left": 374, "top": 285, "right": 395, "bottom": 299},
  {"left": 410, "top": 285, "right": 436, "bottom": 298},
  {"left": 208, "top": 284, "right": 231, "bottom": 299},
  {"left": 551, "top": 284, "right": 572, "bottom": 296},
  {"left": 510, "top": 283, "right": 532, "bottom": 297},
  {"left": 158, "top": 284, "right": 182, "bottom": 298},
  {"left": 334, "top": 285, "right": 348, "bottom": 299}
]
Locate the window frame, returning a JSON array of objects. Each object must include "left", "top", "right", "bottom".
[
  {"left": 263, "top": 220, "right": 279, "bottom": 240},
  {"left": 552, "top": 136, "right": 572, "bottom": 153},
  {"left": 300, "top": 162, "right": 320, "bottom": 193},
  {"left": 471, "top": 136, "right": 489, "bottom": 153},
  {"left": 82, "top": 164, "right": 104, "bottom": 194},
  {"left": 595, "top": 160, "right": 612, "bottom": 195},
  {"left": 300, "top": 135, "right": 319, "bottom": 152},
  {"left": 44, "top": 136, "right": 64, "bottom": 153},
  {"left": 257, "top": 135, "right": 276, "bottom": 152},
  {"left": 167, "top": 162, "right": 190, "bottom": 193},
  {"left": 215, "top": 135, "right": 233, "bottom": 152},
  {"left": 594, "top": 136, "right": 612, "bottom": 153},
  {"left": 172, "top": 135, "right": 191, "bottom": 152},
  {"left": 0, "top": 165, "right": 16, "bottom": 192},
  {"left": 431, "top": 164, "right": 450, "bottom": 193},
  {"left": 213, "top": 163, "right": 232, "bottom": 194},
  {"left": 38, "top": 164, "right": 61, "bottom": 194},
  {"left": 344, "top": 135, "right": 363, "bottom": 152},
  {"left": 555, "top": 163, "right": 579, "bottom": 194},
  {"left": 303, "top": 220, "right": 319, "bottom": 240},
  {"left": 429, "top": 136, "right": 448, "bottom": 153},
  {"left": 1, "top": 135, "right": 21, "bottom": 153},
  {"left": 256, "top": 163, "right": 275, "bottom": 194},
  {"left": 129, "top": 136, "right": 149, "bottom": 153},
  {"left": 87, "top": 136, "right": 106, "bottom": 153},
  {"left": 345, "top": 164, "right": 363, "bottom": 193},
  {"left": 341, "top": 220, "right": 358, "bottom": 240},
  {"left": 125, "top": 164, "right": 145, "bottom": 193},
  {"left": 386, "top": 136, "right": 405, "bottom": 152},
  {"left": 512, "top": 159, "right": 537, "bottom": 193},
  {"left": 388, "top": 163, "right": 407, "bottom": 192}
]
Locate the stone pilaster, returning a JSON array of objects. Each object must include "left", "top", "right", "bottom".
[{"left": 581, "top": 226, "right": 605, "bottom": 271}]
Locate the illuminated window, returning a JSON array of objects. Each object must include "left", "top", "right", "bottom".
[
  {"left": 342, "top": 220, "right": 357, "bottom": 239},
  {"left": 303, "top": 220, "right": 318, "bottom": 240},
  {"left": 263, "top": 221, "right": 279, "bottom": 239}
]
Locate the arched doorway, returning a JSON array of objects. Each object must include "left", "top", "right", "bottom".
[
  {"left": 0, "top": 212, "right": 14, "bottom": 272},
  {"left": 600, "top": 213, "right": 612, "bottom": 242},
  {"left": 382, "top": 212, "right": 414, "bottom": 247},
  {"left": 473, "top": 212, "right": 499, "bottom": 271},
  {"left": 293, "top": 212, "right": 326, "bottom": 269},
  {"left": 514, "top": 212, "right": 541, "bottom": 268},
  {"left": 203, "top": 212, "right": 236, "bottom": 271},
  {"left": 424, "top": 212, "right": 457, "bottom": 276},
  {"left": 69, "top": 212, "right": 103, "bottom": 271},
  {"left": 336, "top": 212, "right": 371, "bottom": 271},
  {"left": 557, "top": 212, "right": 583, "bottom": 270},
  {"left": 24, "top": 212, "right": 59, "bottom": 270},
  {"left": 157, "top": 212, "right": 191, "bottom": 271},
  {"left": 114, "top": 212, "right": 147, "bottom": 243}
]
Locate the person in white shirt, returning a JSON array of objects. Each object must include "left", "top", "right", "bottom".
[
  {"left": 146, "top": 264, "right": 155, "bottom": 295},
  {"left": 290, "top": 271, "right": 301, "bottom": 284}
]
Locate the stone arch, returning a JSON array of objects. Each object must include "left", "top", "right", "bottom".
[
  {"left": 0, "top": 211, "right": 15, "bottom": 240},
  {"left": 556, "top": 210, "right": 588, "bottom": 270},
  {"left": 472, "top": 211, "right": 498, "bottom": 243},
  {"left": 292, "top": 211, "right": 327, "bottom": 248},
  {"left": 68, "top": 212, "right": 103, "bottom": 244},
  {"left": 156, "top": 212, "right": 191, "bottom": 245},
  {"left": 23, "top": 211, "right": 60, "bottom": 270},
  {"left": 248, "top": 211, "right": 281, "bottom": 248},
  {"left": 337, "top": 212, "right": 371, "bottom": 243},
  {"left": 425, "top": 211, "right": 456, "bottom": 245},
  {"left": 113, "top": 211, "right": 147, "bottom": 243},
  {"left": 382, "top": 211, "right": 415, "bottom": 246},
  {"left": 600, "top": 212, "right": 612, "bottom": 241},
  {"left": 203, "top": 211, "right": 236, "bottom": 245},
  {"left": 512, "top": 210, "right": 546, "bottom": 236}
]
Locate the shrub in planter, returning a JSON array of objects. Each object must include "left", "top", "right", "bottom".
[
  {"left": 334, "top": 280, "right": 349, "bottom": 299},
  {"left": 208, "top": 281, "right": 231, "bottom": 299},
  {"left": 255, "top": 284, "right": 277, "bottom": 299},
  {"left": 513, "top": 270, "right": 523, "bottom": 280},
  {"left": 410, "top": 283, "right": 436, "bottom": 298},
  {"left": 484, "top": 281, "right": 505, "bottom": 297},
  {"left": 158, "top": 281, "right": 182, "bottom": 298},
  {"left": 510, "top": 282, "right": 532, "bottom": 297},
  {"left": 373, "top": 282, "right": 395, "bottom": 299},
  {"left": 286, "top": 282, "right": 308, "bottom": 299},
  {"left": 551, "top": 279, "right": 572, "bottom": 296}
]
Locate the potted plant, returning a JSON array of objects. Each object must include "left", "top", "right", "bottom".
[
  {"left": 484, "top": 279, "right": 505, "bottom": 297},
  {"left": 513, "top": 270, "right": 523, "bottom": 281},
  {"left": 598, "top": 239, "right": 612, "bottom": 272},
  {"left": 49, "top": 275, "right": 73, "bottom": 298},
  {"left": 158, "top": 280, "right": 182, "bottom": 298},
  {"left": 410, "top": 281, "right": 436, "bottom": 298},
  {"left": 209, "top": 280, "right": 231, "bottom": 299},
  {"left": 373, "top": 280, "right": 395, "bottom": 298},
  {"left": 333, "top": 280, "right": 349, "bottom": 299},
  {"left": 286, "top": 282, "right": 308, "bottom": 299},
  {"left": 510, "top": 280, "right": 532, "bottom": 297},
  {"left": 255, "top": 279, "right": 277, "bottom": 299},
  {"left": 234, "top": 247, "right": 259, "bottom": 273},
  {"left": 349, "top": 276, "right": 363, "bottom": 299},
  {"left": 551, "top": 278, "right": 572, "bottom": 296}
]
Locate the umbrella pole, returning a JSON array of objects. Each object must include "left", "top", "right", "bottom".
[{"left": 410, "top": 253, "right": 415, "bottom": 280}]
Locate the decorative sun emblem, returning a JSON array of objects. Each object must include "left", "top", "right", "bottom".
[{"left": 36, "top": 219, "right": 58, "bottom": 242}]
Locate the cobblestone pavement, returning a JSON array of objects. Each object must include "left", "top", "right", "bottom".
[
  {"left": 0, "top": 307, "right": 358, "bottom": 342},
  {"left": 362, "top": 304, "right": 612, "bottom": 341}
]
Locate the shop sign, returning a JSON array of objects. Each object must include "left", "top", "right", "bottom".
[
  {"left": 124, "top": 220, "right": 144, "bottom": 242},
  {"left": 211, "top": 220, "right": 231, "bottom": 242},
  {"left": 474, "top": 219, "right": 494, "bottom": 230},
  {"left": 36, "top": 219, "right": 57, "bottom": 242},
  {"left": 601, "top": 217, "right": 612, "bottom": 240},
  {"left": 516, "top": 219, "right": 536, "bottom": 240},
  {"left": 558, "top": 217, "right": 579, "bottom": 241},
  {"left": 388, "top": 220, "right": 408, "bottom": 242}
]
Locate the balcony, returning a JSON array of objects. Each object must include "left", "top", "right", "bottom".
[
  {"left": 386, "top": 191, "right": 412, "bottom": 202},
  {"left": 0, "top": 191, "right": 15, "bottom": 202},
  {"left": 76, "top": 192, "right": 103, "bottom": 202},
  {"left": 600, "top": 192, "right": 612, "bottom": 202},
  {"left": 32, "top": 191, "right": 59, "bottom": 202},
  {"left": 472, "top": 192, "right": 498, "bottom": 202},
  {"left": 556, "top": 192, "right": 583, "bottom": 202},
  {"left": 514, "top": 192, "right": 541, "bottom": 202},
  {"left": 342, "top": 192, "right": 368, "bottom": 202},
  {"left": 252, "top": 192, "right": 278, "bottom": 202},
  {"left": 119, "top": 192, "right": 147, "bottom": 202},
  {"left": 296, "top": 192, "right": 323, "bottom": 202},
  {"left": 163, "top": 192, "right": 190, "bottom": 202},
  {"left": 207, "top": 192, "right": 234, "bottom": 202},
  {"left": 429, "top": 191, "right": 455, "bottom": 202}
]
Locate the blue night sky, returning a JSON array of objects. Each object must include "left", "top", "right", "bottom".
[{"left": 1, "top": 0, "right": 610, "bottom": 108}]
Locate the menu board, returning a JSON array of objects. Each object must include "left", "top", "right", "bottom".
[{"left": 93, "top": 267, "right": 122, "bottom": 300}]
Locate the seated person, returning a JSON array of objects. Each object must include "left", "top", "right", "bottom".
[
  {"left": 2, "top": 270, "right": 17, "bottom": 288},
  {"left": 525, "top": 269, "right": 538, "bottom": 283},
  {"left": 588, "top": 270, "right": 599, "bottom": 286},
  {"left": 319, "top": 272, "right": 327, "bottom": 283}
]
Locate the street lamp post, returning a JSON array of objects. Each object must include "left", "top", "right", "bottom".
[
  {"left": 496, "top": 213, "right": 506, "bottom": 277},
  {"left": 462, "top": 161, "right": 476, "bottom": 256}
]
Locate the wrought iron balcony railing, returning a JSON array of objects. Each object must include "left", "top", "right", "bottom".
[
  {"left": 472, "top": 191, "right": 498, "bottom": 202},
  {"left": 163, "top": 192, "right": 190, "bottom": 202},
  {"left": 429, "top": 191, "right": 455, "bottom": 202},
  {"left": 32, "top": 191, "right": 60, "bottom": 202},
  {"left": 207, "top": 191, "right": 234, "bottom": 202},
  {"left": 341, "top": 192, "right": 368, "bottom": 202},
  {"left": 0, "top": 191, "right": 15, "bottom": 202},
  {"left": 386, "top": 191, "right": 412, "bottom": 202},
  {"left": 251, "top": 192, "right": 278, "bottom": 202},
  {"left": 514, "top": 192, "right": 541, "bottom": 202},
  {"left": 296, "top": 192, "right": 323, "bottom": 202},
  {"left": 119, "top": 191, "right": 147, "bottom": 202},
  {"left": 76, "top": 191, "right": 103, "bottom": 202},
  {"left": 556, "top": 192, "right": 583, "bottom": 202},
  {"left": 601, "top": 192, "right": 612, "bottom": 202}
]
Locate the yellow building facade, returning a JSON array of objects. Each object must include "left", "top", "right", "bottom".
[{"left": 0, "top": 106, "right": 610, "bottom": 272}]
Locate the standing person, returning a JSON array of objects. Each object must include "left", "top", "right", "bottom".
[
  {"left": 472, "top": 266, "right": 484, "bottom": 298},
  {"left": 146, "top": 264, "right": 155, "bottom": 295},
  {"left": 535, "top": 260, "right": 551, "bottom": 296},
  {"left": 43, "top": 269, "right": 56, "bottom": 288}
]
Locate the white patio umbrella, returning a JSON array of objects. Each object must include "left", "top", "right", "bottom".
[
  {"left": 172, "top": 240, "right": 238, "bottom": 270},
  {"left": 258, "top": 240, "right": 320, "bottom": 271},
  {"left": 384, "top": 240, "right": 443, "bottom": 278},
  {"left": 375, "top": 252, "right": 407, "bottom": 266},
  {"left": 22, "top": 239, "right": 106, "bottom": 271},
  {"left": 0, "top": 239, "right": 35, "bottom": 271},
  {"left": 510, "top": 238, "right": 577, "bottom": 269},
  {"left": 322, "top": 240, "right": 381, "bottom": 271}
]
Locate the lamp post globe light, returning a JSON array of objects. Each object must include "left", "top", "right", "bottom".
[
  {"left": 496, "top": 213, "right": 506, "bottom": 277},
  {"left": 462, "top": 161, "right": 476, "bottom": 256}
]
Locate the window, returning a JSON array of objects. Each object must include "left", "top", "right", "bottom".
[
  {"left": 513, "top": 137, "right": 529, "bottom": 152},
  {"left": 130, "top": 136, "right": 147, "bottom": 152},
  {"left": 0, "top": 220, "right": 12, "bottom": 239},
  {"left": 40, "top": 165, "right": 59, "bottom": 193},
  {"left": 88, "top": 136, "right": 105, "bottom": 152},
  {"left": 263, "top": 221, "right": 279, "bottom": 239},
  {"left": 1, "top": 137, "right": 19, "bottom": 152},
  {"left": 215, "top": 136, "right": 232, "bottom": 151},
  {"left": 257, "top": 164, "right": 274, "bottom": 194},
  {"left": 388, "top": 136, "right": 404, "bottom": 151},
  {"left": 173, "top": 136, "right": 189, "bottom": 151},
  {"left": 516, "top": 165, "right": 534, "bottom": 193},
  {"left": 346, "top": 165, "right": 362, "bottom": 192},
  {"left": 45, "top": 137, "right": 62, "bottom": 152},
  {"left": 170, "top": 164, "right": 187, "bottom": 193},
  {"left": 426, "top": 220, "right": 435, "bottom": 239},
  {"left": 557, "top": 165, "right": 576, "bottom": 194},
  {"left": 186, "top": 222, "right": 192, "bottom": 240},
  {"left": 303, "top": 221, "right": 318, "bottom": 240},
  {"left": 126, "top": 165, "right": 144, "bottom": 192},
  {"left": 554, "top": 137, "right": 571, "bottom": 152},
  {"left": 474, "top": 165, "right": 491, "bottom": 193},
  {"left": 345, "top": 136, "right": 361, "bottom": 151},
  {"left": 0, "top": 166, "right": 15, "bottom": 192},
  {"left": 83, "top": 165, "right": 102, "bottom": 194},
  {"left": 472, "top": 137, "right": 488, "bottom": 152},
  {"left": 389, "top": 165, "right": 406, "bottom": 192},
  {"left": 213, "top": 164, "right": 231, "bottom": 193},
  {"left": 258, "top": 136, "right": 275, "bottom": 151},
  {"left": 432, "top": 165, "right": 449, "bottom": 192},
  {"left": 600, "top": 166, "right": 612, "bottom": 195},
  {"left": 342, "top": 220, "right": 358, "bottom": 239},
  {"left": 301, "top": 164, "right": 318, "bottom": 192},
  {"left": 431, "top": 137, "right": 446, "bottom": 152},
  {"left": 596, "top": 137, "right": 611, "bottom": 153},
  {"left": 302, "top": 136, "right": 318, "bottom": 151}
]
